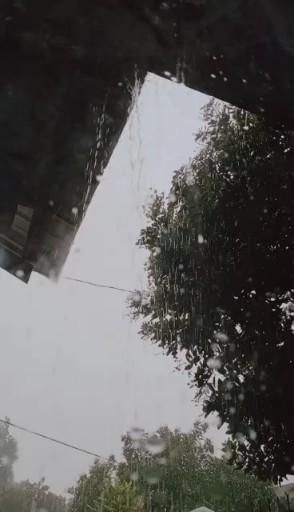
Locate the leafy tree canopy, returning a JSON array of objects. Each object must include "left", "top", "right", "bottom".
[
  {"left": 130, "top": 99, "right": 294, "bottom": 483},
  {"left": 71, "top": 423, "right": 275, "bottom": 512},
  {"left": 0, "top": 478, "right": 67, "bottom": 512},
  {"left": 0, "top": 419, "right": 18, "bottom": 491},
  {"left": 0, "top": 421, "right": 67, "bottom": 512}
]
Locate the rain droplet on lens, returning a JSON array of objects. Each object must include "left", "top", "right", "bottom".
[
  {"left": 235, "top": 323, "right": 242, "bottom": 334},
  {"left": 223, "top": 446, "right": 232, "bottom": 461},
  {"left": 214, "top": 331, "right": 229, "bottom": 343},
  {"left": 168, "top": 192, "right": 177, "bottom": 203},
  {"left": 158, "top": 456, "right": 167, "bottom": 465},
  {"left": 236, "top": 432, "right": 246, "bottom": 444},
  {"left": 146, "top": 436, "right": 166, "bottom": 455},
  {"left": 130, "top": 427, "right": 144, "bottom": 441},
  {"left": 210, "top": 414, "right": 222, "bottom": 428},
  {"left": 130, "top": 291, "right": 142, "bottom": 305},
  {"left": 249, "top": 428, "right": 257, "bottom": 440},
  {"left": 207, "top": 357, "right": 222, "bottom": 370},
  {"left": 1, "top": 456, "right": 9, "bottom": 466},
  {"left": 146, "top": 475, "right": 160, "bottom": 485}
]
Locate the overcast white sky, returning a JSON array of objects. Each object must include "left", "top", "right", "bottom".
[{"left": 0, "top": 74, "right": 224, "bottom": 494}]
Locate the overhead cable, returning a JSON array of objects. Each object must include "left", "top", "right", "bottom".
[{"left": 0, "top": 418, "right": 107, "bottom": 460}]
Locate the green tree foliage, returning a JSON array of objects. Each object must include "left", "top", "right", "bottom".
[
  {"left": 130, "top": 99, "right": 294, "bottom": 482},
  {"left": 71, "top": 457, "right": 143, "bottom": 512},
  {"left": 118, "top": 423, "right": 274, "bottom": 512},
  {"left": 0, "top": 422, "right": 66, "bottom": 512},
  {"left": 0, "top": 478, "right": 67, "bottom": 512},
  {"left": 71, "top": 423, "right": 275, "bottom": 512},
  {"left": 71, "top": 457, "right": 115, "bottom": 512},
  {"left": 0, "top": 419, "right": 17, "bottom": 491},
  {"left": 101, "top": 481, "right": 144, "bottom": 512}
]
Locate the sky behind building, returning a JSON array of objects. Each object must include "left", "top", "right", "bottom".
[{"left": 0, "top": 74, "right": 224, "bottom": 493}]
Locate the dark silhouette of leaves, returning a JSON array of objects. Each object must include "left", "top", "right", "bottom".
[{"left": 131, "top": 99, "right": 294, "bottom": 483}]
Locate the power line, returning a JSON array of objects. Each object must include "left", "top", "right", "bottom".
[
  {"left": 64, "top": 276, "right": 134, "bottom": 294},
  {"left": 0, "top": 418, "right": 107, "bottom": 461}
]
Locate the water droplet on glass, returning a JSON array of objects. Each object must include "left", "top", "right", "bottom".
[
  {"left": 146, "top": 436, "right": 166, "bottom": 455},
  {"left": 223, "top": 446, "right": 232, "bottom": 461},
  {"left": 130, "top": 427, "right": 145, "bottom": 441},
  {"left": 214, "top": 331, "right": 229, "bottom": 343},
  {"left": 211, "top": 414, "right": 222, "bottom": 428},
  {"left": 148, "top": 476, "right": 160, "bottom": 485},
  {"left": 249, "top": 428, "right": 257, "bottom": 440},
  {"left": 168, "top": 192, "right": 177, "bottom": 204},
  {"left": 225, "top": 380, "right": 233, "bottom": 391},
  {"left": 1, "top": 456, "right": 10, "bottom": 466},
  {"left": 185, "top": 172, "right": 194, "bottom": 186},
  {"left": 130, "top": 290, "right": 142, "bottom": 305},
  {"left": 210, "top": 73, "right": 216, "bottom": 79},
  {"left": 72, "top": 207, "right": 79, "bottom": 216},
  {"left": 207, "top": 357, "right": 222, "bottom": 370},
  {"left": 158, "top": 456, "right": 167, "bottom": 465},
  {"left": 130, "top": 472, "right": 139, "bottom": 482},
  {"left": 235, "top": 323, "right": 242, "bottom": 334},
  {"left": 223, "top": 77, "right": 228, "bottom": 82},
  {"left": 198, "top": 234, "right": 204, "bottom": 244},
  {"left": 236, "top": 432, "right": 246, "bottom": 444},
  {"left": 15, "top": 269, "right": 24, "bottom": 279},
  {"left": 48, "top": 200, "right": 54, "bottom": 207}
]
